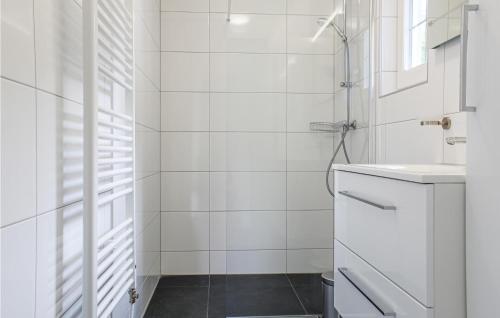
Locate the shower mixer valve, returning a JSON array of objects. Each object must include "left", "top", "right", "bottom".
[{"left": 340, "top": 81, "right": 353, "bottom": 88}]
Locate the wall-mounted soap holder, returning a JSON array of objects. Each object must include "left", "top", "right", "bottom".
[{"left": 310, "top": 120, "right": 357, "bottom": 133}]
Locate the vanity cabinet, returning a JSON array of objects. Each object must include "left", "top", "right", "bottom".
[{"left": 333, "top": 165, "right": 466, "bottom": 318}]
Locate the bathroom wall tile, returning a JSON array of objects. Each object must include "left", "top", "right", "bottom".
[
  {"left": 385, "top": 120, "right": 443, "bottom": 164},
  {"left": 210, "top": 212, "right": 227, "bottom": 250},
  {"left": 161, "top": 172, "right": 210, "bottom": 211},
  {"left": 380, "top": 17, "right": 397, "bottom": 72},
  {"left": 161, "top": 92, "right": 209, "bottom": 131},
  {"left": 135, "top": 50, "right": 161, "bottom": 90},
  {"left": 210, "top": 53, "right": 286, "bottom": 92},
  {"left": 346, "top": 127, "right": 370, "bottom": 164},
  {"left": 287, "top": 0, "right": 334, "bottom": 15},
  {"left": 443, "top": 112, "right": 467, "bottom": 165},
  {"left": 135, "top": 174, "right": 161, "bottom": 233},
  {"left": 287, "top": 15, "right": 335, "bottom": 55},
  {"left": 35, "top": 0, "right": 83, "bottom": 103},
  {"left": 349, "top": 0, "right": 370, "bottom": 38},
  {"left": 287, "top": 94, "right": 334, "bottom": 132},
  {"left": 36, "top": 202, "right": 83, "bottom": 317},
  {"left": 0, "top": 219, "right": 37, "bottom": 318},
  {"left": 286, "top": 249, "right": 333, "bottom": 273},
  {"left": 380, "top": 0, "right": 397, "bottom": 17},
  {"left": 227, "top": 211, "right": 286, "bottom": 250},
  {"left": 210, "top": 251, "right": 227, "bottom": 274},
  {"left": 210, "top": 0, "right": 286, "bottom": 14},
  {"left": 161, "top": 12, "right": 209, "bottom": 52},
  {"left": 287, "top": 133, "right": 334, "bottom": 171},
  {"left": 37, "top": 91, "right": 83, "bottom": 214},
  {"left": 161, "top": 251, "right": 210, "bottom": 275},
  {"left": 287, "top": 54, "right": 335, "bottom": 93},
  {"left": 287, "top": 210, "right": 333, "bottom": 249},
  {"left": 162, "top": 52, "right": 209, "bottom": 91},
  {"left": 210, "top": 172, "right": 286, "bottom": 211},
  {"left": 136, "top": 90, "right": 161, "bottom": 131},
  {"left": 162, "top": 0, "right": 209, "bottom": 12},
  {"left": 210, "top": 133, "right": 286, "bottom": 171},
  {"left": 210, "top": 13, "right": 286, "bottom": 53},
  {"left": 161, "top": 212, "right": 210, "bottom": 251},
  {"left": 161, "top": 132, "right": 210, "bottom": 171},
  {"left": 1, "top": 79, "right": 37, "bottom": 227},
  {"left": 287, "top": 172, "right": 333, "bottom": 210},
  {"left": 136, "top": 125, "right": 161, "bottom": 179},
  {"left": 227, "top": 250, "right": 286, "bottom": 274},
  {"left": 375, "top": 124, "right": 387, "bottom": 163},
  {"left": 1, "top": 0, "right": 36, "bottom": 85},
  {"left": 210, "top": 93, "right": 286, "bottom": 132},
  {"left": 444, "top": 39, "right": 461, "bottom": 114}
]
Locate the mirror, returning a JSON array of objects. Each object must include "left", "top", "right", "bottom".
[
  {"left": 428, "top": 0, "right": 468, "bottom": 48},
  {"left": 379, "top": 0, "right": 429, "bottom": 96}
]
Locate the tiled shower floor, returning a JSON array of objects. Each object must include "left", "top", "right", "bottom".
[{"left": 144, "top": 274, "right": 323, "bottom": 318}]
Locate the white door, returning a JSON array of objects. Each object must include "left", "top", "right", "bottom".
[{"left": 466, "top": 0, "right": 500, "bottom": 316}]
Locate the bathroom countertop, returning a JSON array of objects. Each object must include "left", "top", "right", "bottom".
[{"left": 332, "top": 164, "right": 466, "bottom": 184}]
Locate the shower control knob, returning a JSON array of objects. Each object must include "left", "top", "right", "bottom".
[{"left": 339, "top": 81, "right": 352, "bottom": 88}]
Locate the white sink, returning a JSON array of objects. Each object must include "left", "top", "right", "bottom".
[{"left": 332, "top": 164, "right": 466, "bottom": 183}]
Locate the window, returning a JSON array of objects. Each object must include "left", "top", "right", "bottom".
[
  {"left": 405, "top": 0, "right": 428, "bottom": 69},
  {"left": 396, "top": 0, "right": 428, "bottom": 89}
]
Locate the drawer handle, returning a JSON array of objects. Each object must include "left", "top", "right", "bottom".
[
  {"left": 338, "top": 267, "right": 396, "bottom": 317},
  {"left": 338, "top": 191, "right": 397, "bottom": 210}
]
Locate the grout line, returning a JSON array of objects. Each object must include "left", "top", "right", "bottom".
[{"left": 286, "top": 275, "right": 308, "bottom": 315}]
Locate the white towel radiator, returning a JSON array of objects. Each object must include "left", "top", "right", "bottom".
[{"left": 83, "top": 0, "right": 136, "bottom": 316}]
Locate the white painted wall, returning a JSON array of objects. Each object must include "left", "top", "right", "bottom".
[{"left": 160, "top": 0, "right": 338, "bottom": 275}]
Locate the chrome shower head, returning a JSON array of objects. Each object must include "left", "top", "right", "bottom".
[{"left": 316, "top": 17, "right": 347, "bottom": 42}]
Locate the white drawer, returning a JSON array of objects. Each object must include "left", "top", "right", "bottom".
[
  {"left": 334, "top": 171, "right": 434, "bottom": 306},
  {"left": 334, "top": 240, "right": 432, "bottom": 318}
]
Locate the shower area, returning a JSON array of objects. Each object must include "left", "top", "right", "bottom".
[
  {"left": 0, "top": 0, "right": 371, "bottom": 317},
  {"left": 150, "top": 0, "right": 372, "bottom": 317}
]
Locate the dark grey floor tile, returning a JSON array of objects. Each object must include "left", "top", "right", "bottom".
[
  {"left": 225, "top": 274, "right": 291, "bottom": 292},
  {"left": 157, "top": 275, "right": 209, "bottom": 288},
  {"left": 225, "top": 287, "right": 306, "bottom": 317},
  {"left": 144, "top": 287, "right": 208, "bottom": 318},
  {"left": 208, "top": 285, "right": 226, "bottom": 318},
  {"left": 287, "top": 273, "right": 323, "bottom": 287},
  {"left": 294, "top": 285, "right": 324, "bottom": 315}
]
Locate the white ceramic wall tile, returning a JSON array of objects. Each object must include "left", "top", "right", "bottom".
[
  {"left": 34, "top": 0, "right": 83, "bottom": 103},
  {"left": 162, "top": 0, "right": 209, "bottom": 12},
  {"left": 385, "top": 120, "right": 443, "bottom": 164},
  {"left": 162, "top": 92, "right": 210, "bottom": 131},
  {"left": 287, "top": 94, "right": 334, "bottom": 132},
  {"left": 210, "top": 172, "right": 286, "bottom": 211},
  {"left": 137, "top": 213, "right": 161, "bottom": 254},
  {"left": 210, "top": 53, "right": 286, "bottom": 92},
  {"left": 287, "top": 54, "right": 335, "bottom": 93},
  {"left": 287, "top": 133, "right": 334, "bottom": 171},
  {"left": 135, "top": 50, "right": 161, "bottom": 90},
  {"left": 287, "top": 210, "right": 333, "bottom": 249},
  {"left": 210, "top": 13, "right": 286, "bottom": 53},
  {"left": 135, "top": 175, "right": 161, "bottom": 235},
  {"left": 136, "top": 90, "right": 161, "bottom": 131},
  {"left": 210, "top": 93, "right": 286, "bottom": 132},
  {"left": 0, "top": 219, "right": 37, "bottom": 318},
  {"left": 210, "top": 212, "right": 227, "bottom": 250},
  {"left": 287, "top": 15, "right": 335, "bottom": 54},
  {"left": 444, "top": 39, "right": 461, "bottom": 114},
  {"left": 37, "top": 91, "right": 83, "bottom": 214},
  {"left": 136, "top": 125, "right": 161, "bottom": 179},
  {"left": 1, "top": 79, "right": 37, "bottom": 226},
  {"left": 287, "top": 172, "right": 333, "bottom": 210},
  {"left": 227, "top": 250, "right": 286, "bottom": 274},
  {"left": 36, "top": 202, "right": 83, "bottom": 317},
  {"left": 162, "top": 52, "right": 209, "bottom": 91},
  {"left": 286, "top": 249, "right": 333, "bottom": 273},
  {"left": 1, "top": 0, "right": 36, "bottom": 85},
  {"left": 287, "top": 0, "right": 334, "bottom": 15},
  {"left": 161, "top": 251, "right": 210, "bottom": 275},
  {"left": 161, "top": 12, "right": 209, "bottom": 52},
  {"left": 210, "top": 251, "right": 227, "bottom": 274},
  {"left": 161, "top": 172, "right": 210, "bottom": 211},
  {"left": 161, "top": 132, "right": 210, "bottom": 171},
  {"left": 161, "top": 212, "right": 209, "bottom": 251},
  {"left": 380, "top": 0, "right": 397, "bottom": 17},
  {"left": 210, "top": 133, "right": 286, "bottom": 171},
  {"left": 210, "top": 0, "right": 286, "bottom": 14},
  {"left": 227, "top": 211, "right": 286, "bottom": 250},
  {"left": 444, "top": 112, "right": 467, "bottom": 165}
]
